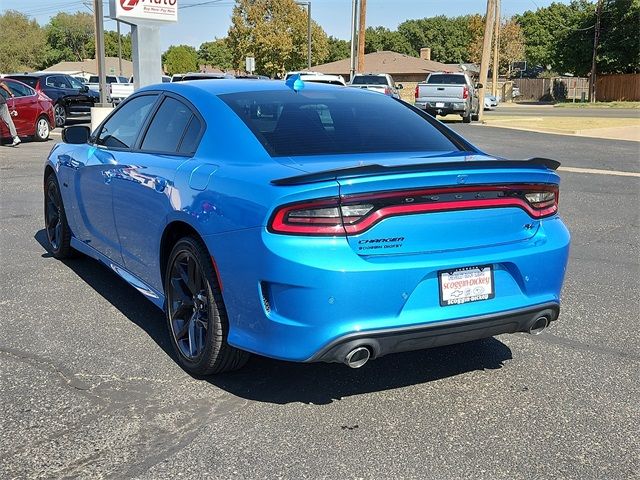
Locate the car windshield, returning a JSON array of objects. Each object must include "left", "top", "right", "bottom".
[
  {"left": 351, "top": 75, "right": 388, "bottom": 85},
  {"left": 220, "top": 89, "right": 460, "bottom": 157},
  {"left": 427, "top": 74, "right": 466, "bottom": 85},
  {"left": 6, "top": 76, "right": 38, "bottom": 88}
]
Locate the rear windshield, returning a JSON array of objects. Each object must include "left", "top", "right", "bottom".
[
  {"left": 351, "top": 75, "right": 388, "bottom": 85},
  {"left": 6, "top": 76, "right": 38, "bottom": 88},
  {"left": 427, "top": 74, "right": 466, "bottom": 85},
  {"left": 220, "top": 89, "right": 460, "bottom": 157}
]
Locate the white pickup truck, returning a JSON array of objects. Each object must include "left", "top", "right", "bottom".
[
  {"left": 348, "top": 73, "right": 402, "bottom": 99},
  {"left": 414, "top": 72, "right": 481, "bottom": 123},
  {"left": 85, "top": 75, "right": 134, "bottom": 105}
]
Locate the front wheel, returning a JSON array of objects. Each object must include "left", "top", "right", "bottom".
[
  {"left": 165, "top": 237, "right": 249, "bottom": 375},
  {"left": 34, "top": 116, "right": 51, "bottom": 141},
  {"left": 53, "top": 103, "right": 67, "bottom": 127},
  {"left": 44, "top": 174, "right": 73, "bottom": 258}
]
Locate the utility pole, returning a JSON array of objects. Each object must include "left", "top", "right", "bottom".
[
  {"left": 477, "top": 0, "right": 496, "bottom": 122},
  {"left": 93, "top": 0, "right": 108, "bottom": 106},
  {"left": 349, "top": 0, "right": 358, "bottom": 80},
  {"left": 306, "top": 2, "right": 312, "bottom": 69},
  {"left": 491, "top": 0, "right": 500, "bottom": 97},
  {"left": 116, "top": 20, "right": 123, "bottom": 77},
  {"left": 589, "top": 0, "right": 603, "bottom": 103},
  {"left": 357, "top": 0, "right": 366, "bottom": 72}
]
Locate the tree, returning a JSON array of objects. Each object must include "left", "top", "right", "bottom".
[
  {"left": 0, "top": 11, "right": 47, "bottom": 72},
  {"left": 397, "top": 15, "right": 478, "bottom": 63},
  {"left": 45, "top": 12, "right": 94, "bottom": 63},
  {"left": 104, "top": 31, "right": 132, "bottom": 61},
  {"left": 364, "top": 26, "right": 413, "bottom": 55},
  {"left": 468, "top": 18, "right": 525, "bottom": 75},
  {"left": 227, "top": 0, "right": 329, "bottom": 77},
  {"left": 598, "top": 0, "right": 640, "bottom": 73},
  {"left": 198, "top": 39, "right": 233, "bottom": 70},
  {"left": 326, "top": 36, "right": 350, "bottom": 62},
  {"left": 163, "top": 45, "right": 199, "bottom": 75}
]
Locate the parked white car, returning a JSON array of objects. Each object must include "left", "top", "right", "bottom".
[
  {"left": 348, "top": 73, "right": 402, "bottom": 99},
  {"left": 284, "top": 71, "right": 346, "bottom": 86}
]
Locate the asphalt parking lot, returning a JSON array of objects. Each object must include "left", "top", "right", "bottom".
[{"left": 1, "top": 125, "right": 639, "bottom": 479}]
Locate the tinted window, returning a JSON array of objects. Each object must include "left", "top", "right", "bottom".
[
  {"left": 141, "top": 97, "right": 193, "bottom": 153},
  {"left": 97, "top": 95, "right": 157, "bottom": 149},
  {"left": 351, "top": 75, "right": 388, "bottom": 85},
  {"left": 4, "top": 80, "right": 34, "bottom": 97},
  {"left": 178, "top": 116, "right": 203, "bottom": 155},
  {"left": 6, "top": 76, "right": 38, "bottom": 88},
  {"left": 46, "top": 75, "right": 71, "bottom": 88},
  {"left": 220, "top": 89, "right": 459, "bottom": 157},
  {"left": 427, "top": 74, "right": 466, "bottom": 85},
  {"left": 67, "top": 76, "right": 84, "bottom": 89}
]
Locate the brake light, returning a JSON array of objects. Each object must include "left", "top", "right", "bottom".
[
  {"left": 384, "top": 87, "right": 391, "bottom": 95},
  {"left": 462, "top": 85, "right": 469, "bottom": 99},
  {"left": 414, "top": 85, "right": 419, "bottom": 99},
  {"left": 269, "top": 184, "right": 559, "bottom": 236}
]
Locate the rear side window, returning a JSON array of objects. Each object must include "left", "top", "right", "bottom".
[
  {"left": 97, "top": 95, "right": 157, "bottom": 149},
  {"left": 4, "top": 80, "right": 34, "bottom": 97},
  {"left": 427, "top": 74, "right": 466, "bottom": 85},
  {"left": 220, "top": 89, "right": 459, "bottom": 157},
  {"left": 351, "top": 75, "right": 388, "bottom": 85},
  {"left": 178, "top": 116, "right": 203, "bottom": 154},
  {"left": 141, "top": 97, "right": 195, "bottom": 153},
  {"left": 7, "top": 76, "right": 38, "bottom": 88}
]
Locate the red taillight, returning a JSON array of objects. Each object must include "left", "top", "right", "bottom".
[
  {"left": 462, "top": 85, "right": 469, "bottom": 99},
  {"left": 414, "top": 85, "right": 419, "bottom": 99},
  {"left": 384, "top": 87, "right": 391, "bottom": 95},
  {"left": 269, "top": 184, "right": 559, "bottom": 236}
]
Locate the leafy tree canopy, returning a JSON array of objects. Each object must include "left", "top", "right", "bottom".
[
  {"left": 162, "top": 45, "right": 199, "bottom": 75},
  {"left": 227, "top": 0, "right": 329, "bottom": 77},
  {"left": 198, "top": 39, "right": 233, "bottom": 70},
  {"left": 0, "top": 10, "right": 47, "bottom": 72}
]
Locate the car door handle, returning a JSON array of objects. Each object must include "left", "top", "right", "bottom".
[{"left": 437, "top": 87, "right": 445, "bottom": 90}]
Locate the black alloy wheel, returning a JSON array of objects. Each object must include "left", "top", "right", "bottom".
[
  {"left": 54, "top": 103, "right": 66, "bottom": 127},
  {"left": 44, "top": 175, "right": 73, "bottom": 258},
  {"left": 165, "top": 236, "right": 249, "bottom": 375}
]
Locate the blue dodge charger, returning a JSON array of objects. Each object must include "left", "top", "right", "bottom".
[{"left": 44, "top": 79, "right": 570, "bottom": 374}]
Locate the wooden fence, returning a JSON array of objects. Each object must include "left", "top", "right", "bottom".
[
  {"left": 596, "top": 74, "right": 640, "bottom": 101},
  {"left": 512, "top": 77, "right": 589, "bottom": 101}
]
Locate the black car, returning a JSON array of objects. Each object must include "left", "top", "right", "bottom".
[{"left": 5, "top": 73, "right": 100, "bottom": 126}]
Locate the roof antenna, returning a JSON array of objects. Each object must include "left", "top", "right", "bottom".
[{"left": 285, "top": 73, "right": 305, "bottom": 92}]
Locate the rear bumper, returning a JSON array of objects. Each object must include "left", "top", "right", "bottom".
[
  {"left": 308, "top": 303, "right": 559, "bottom": 363},
  {"left": 415, "top": 100, "right": 468, "bottom": 115},
  {"left": 205, "top": 215, "right": 570, "bottom": 363}
]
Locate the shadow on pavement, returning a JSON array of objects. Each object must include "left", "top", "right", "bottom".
[{"left": 34, "top": 229, "right": 513, "bottom": 405}]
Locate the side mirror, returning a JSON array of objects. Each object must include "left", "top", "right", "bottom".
[
  {"left": 62, "top": 125, "right": 91, "bottom": 144},
  {"left": 80, "top": 85, "right": 89, "bottom": 93},
  {"left": 397, "top": 84, "right": 404, "bottom": 89},
  {"left": 475, "top": 83, "right": 483, "bottom": 89}
]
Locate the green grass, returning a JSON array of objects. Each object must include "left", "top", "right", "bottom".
[{"left": 554, "top": 101, "right": 640, "bottom": 109}]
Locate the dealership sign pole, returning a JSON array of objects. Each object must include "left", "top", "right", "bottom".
[{"left": 109, "top": 0, "right": 179, "bottom": 90}]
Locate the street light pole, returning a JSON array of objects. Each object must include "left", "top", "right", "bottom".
[
  {"left": 357, "top": 0, "right": 366, "bottom": 72},
  {"left": 117, "top": 20, "right": 123, "bottom": 77},
  {"left": 349, "top": 0, "right": 358, "bottom": 80},
  {"left": 93, "top": 0, "right": 108, "bottom": 106},
  {"left": 296, "top": 2, "right": 312, "bottom": 69},
  {"left": 477, "top": 0, "right": 496, "bottom": 122},
  {"left": 491, "top": 0, "right": 500, "bottom": 97}
]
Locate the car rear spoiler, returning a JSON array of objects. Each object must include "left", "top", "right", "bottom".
[{"left": 271, "top": 157, "right": 561, "bottom": 186}]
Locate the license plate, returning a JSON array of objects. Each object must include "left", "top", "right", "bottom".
[
  {"left": 439, "top": 265, "right": 494, "bottom": 306},
  {"left": 436, "top": 102, "right": 445, "bottom": 108}
]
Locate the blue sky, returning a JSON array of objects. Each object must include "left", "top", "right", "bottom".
[{"left": 5, "top": 0, "right": 570, "bottom": 51}]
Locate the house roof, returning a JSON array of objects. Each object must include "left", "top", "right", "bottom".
[
  {"left": 309, "top": 51, "right": 461, "bottom": 77},
  {"left": 43, "top": 57, "right": 134, "bottom": 77}
]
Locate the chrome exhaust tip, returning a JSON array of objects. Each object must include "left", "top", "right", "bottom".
[
  {"left": 528, "top": 316, "right": 549, "bottom": 335},
  {"left": 344, "top": 346, "right": 371, "bottom": 369}
]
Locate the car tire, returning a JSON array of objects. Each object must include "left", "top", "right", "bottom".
[
  {"left": 462, "top": 112, "right": 472, "bottom": 123},
  {"left": 471, "top": 113, "right": 480, "bottom": 121},
  {"left": 53, "top": 103, "right": 67, "bottom": 127},
  {"left": 34, "top": 116, "right": 51, "bottom": 142},
  {"left": 165, "top": 236, "right": 249, "bottom": 375},
  {"left": 44, "top": 174, "right": 74, "bottom": 259}
]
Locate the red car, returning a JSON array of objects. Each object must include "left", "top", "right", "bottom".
[{"left": 0, "top": 78, "right": 55, "bottom": 142}]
